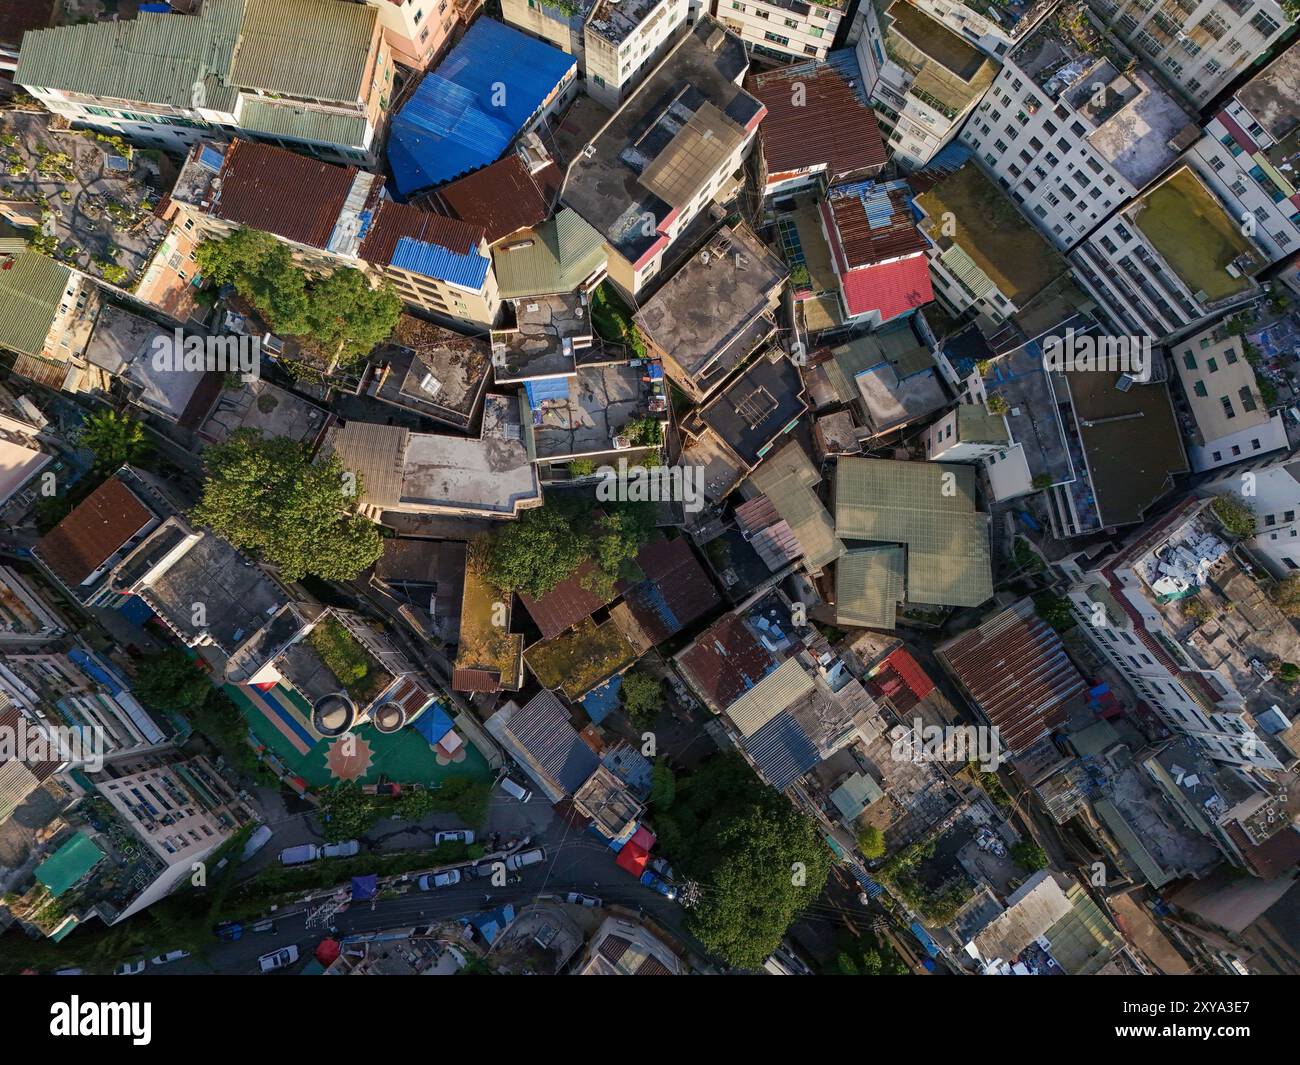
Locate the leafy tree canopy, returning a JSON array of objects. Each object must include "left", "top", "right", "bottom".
[
  {"left": 191, "top": 430, "right": 383, "bottom": 581},
  {"left": 655, "top": 754, "right": 831, "bottom": 969},
  {"left": 620, "top": 669, "right": 661, "bottom": 730},
  {"left": 132, "top": 650, "right": 211, "bottom": 715},
  {"left": 857, "top": 824, "right": 885, "bottom": 860},
  {"left": 79, "top": 409, "right": 149, "bottom": 471}
]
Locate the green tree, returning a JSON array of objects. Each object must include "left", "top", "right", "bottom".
[
  {"left": 1011, "top": 840, "right": 1048, "bottom": 872},
  {"left": 1281, "top": 0, "right": 1299, "bottom": 23},
  {"left": 318, "top": 782, "right": 380, "bottom": 842},
  {"left": 79, "top": 409, "right": 148, "bottom": 470},
  {"left": 302, "top": 267, "right": 401, "bottom": 368},
  {"left": 655, "top": 754, "right": 831, "bottom": 970},
  {"left": 1278, "top": 662, "right": 1300, "bottom": 683},
  {"left": 1273, "top": 574, "right": 1300, "bottom": 619},
  {"left": 857, "top": 824, "right": 885, "bottom": 859},
  {"left": 648, "top": 759, "right": 676, "bottom": 810},
  {"left": 620, "top": 669, "right": 661, "bottom": 729},
  {"left": 1210, "top": 494, "right": 1256, "bottom": 537},
  {"left": 479, "top": 499, "right": 593, "bottom": 599},
  {"left": 191, "top": 431, "right": 383, "bottom": 581},
  {"left": 1032, "top": 592, "right": 1075, "bottom": 633},
  {"left": 195, "top": 227, "right": 276, "bottom": 288},
  {"left": 238, "top": 242, "right": 308, "bottom": 335},
  {"left": 132, "top": 650, "right": 211, "bottom": 714},
  {"left": 584, "top": 501, "right": 657, "bottom": 597}
]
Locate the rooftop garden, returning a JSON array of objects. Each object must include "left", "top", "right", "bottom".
[
  {"left": 456, "top": 564, "right": 523, "bottom": 679},
  {"left": 307, "top": 617, "right": 392, "bottom": 706},
  {"left": 525, "top": 616, "right": 637, "bottom": 698},
  {"left": 877, "top": 833, "right": 978, "bottom": 926},
  {"left": 1132, "top": 168, "right": 1257, "bottom": 304}
]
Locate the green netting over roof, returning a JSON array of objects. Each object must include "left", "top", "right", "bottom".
[{"left": 35, "top": 830, "right": 105, "bottom": 897}]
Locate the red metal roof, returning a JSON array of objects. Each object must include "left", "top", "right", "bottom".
[
  {"left": 452, "top": 667, "right": 501, "bottom": 693},
  {"left": 519, "top": 561, "right": 613, "bottom": 641},
  {"left": 430, "top": 154, "right": 562, "bottom": 244},
  {"left": 615, "top": 838, "right": 649, "bottom": 877},
  {"left": 213, "top": 140, "right": 358, "bottom": 250},
  {"left": 748, "top": 64, "right": 886, "bottom": 182},
  {"left": 821, "top": 184, "right": 929, "bottom": 270},
  {"left": 678, "top": 613, "right": 777, "bottom": 711},
  {"left": 359, "top": 200, "right": 485, "bottom": 266},
  {"left": 34, "top": 476, "right": 155, "bottom": 590},
  {"left": 839, "top": 253, "right": 934, "bottom": 321},
  {"left": 881, "top": 647, "right": 936, "bottom": 702}
]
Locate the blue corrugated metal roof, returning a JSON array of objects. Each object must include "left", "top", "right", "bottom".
[
  {"left": 742, "top": 712, "right": 819, "bottom": 790},
  {"left": 524, "top": 376, "right": 570, "bottom": 409},
  {"left": 582, "top": 674, "right": 622, "bottom": 725},
  {"left": 390, "top": 235, "right": 491, "bottom": 289},
  {"left": 411, "top": 701, "right": 454, "bottom": 745},
  {"left": 387, "top": 18, "right": 575, "bottom": 196}
]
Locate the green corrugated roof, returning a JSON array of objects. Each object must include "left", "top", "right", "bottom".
[
  {"left": 492, "top": 209, "right": 607, "bottom": 299},
  {"left": 750, "top": 442, "right": 844, "bottom": 572},
  {"left": 35, "top": 831, "right": 105, "bottom": 897},
  {"left": 15, "top": 0, "right": 245, "bottom": 113},
  {"left": 229, "top": 0, "right": 377, "bottom": 103},
  {"left": 835, "top": 545, "right": 906, "bottom": 629},
  {"left": 237, "top": 97, "right": 369, "bottom": 149},
  {"left": 0, "top": 251, "right": 72, "bottom": 359},
  {"left": 829, "top": 771, "right": 885, "bottom": 821},
  {"left": 1093, "top": 798, "right": 1174, "bottom": 888},
  {"left": 956, "top": 402, "right": 1009, "bottom": 444},
  {"left": 835, "top": 457, "right": 992, "bottom": 608}
]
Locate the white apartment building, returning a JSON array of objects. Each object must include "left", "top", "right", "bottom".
[
  {"left": 715, "top": 0, "right": 845, "bottom": 64},
  {"left": 1069, "top": 166, "right": 1267, "bottom": 341},
  {"left": 961, "top": 19, "right": 1196, "bottom": 251},
  {"left": 1170, "top": 317, "right": 1288, "bottom": 473},
  {"left": 901, "top": 0, "right": 1050, "bottom": 59},
  {"left": 1084, "top": 0, "right": 1293, "bottom": 107},
  {"left": 1058, "top": 501, "right": 1284, "bottom": 772},
  {"left": 921, "top": 402, "right": 1033, "bottom": 499},
  {"left": 501, "top": 0, "right": 689, "bottom": 108},
  {"left": 1200, "top": 452, "right": 1300, "bottom": 578},
  {"left": 15, "top": 0, "right": 395, "bottom": 166},
  {"left": 851, "top": 0, "right": 998, "bottom": 170},
  {"left": 1180, "top": 41, "right": 1300, "bottom": 268}
]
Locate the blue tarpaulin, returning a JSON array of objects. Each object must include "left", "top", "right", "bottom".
[
  {"left": 351, "top": 875, "right": 378, "bottom": 901},
  {"left": 115, "top": 594, "right": 155, "bottom": 627},
  {"left": 411, "top": 702, "right": 455, "bottom": 746},
  {"left": 582, "top": 674, "right": 622, "bottom": 725},
  {"left": 387, "top": 19, "right": 575, "bottom": 196},
  {"left": 910, "top": 921, "right": 940, "bottom": 958}
]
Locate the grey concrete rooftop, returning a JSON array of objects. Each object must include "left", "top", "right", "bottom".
[
  {"left": 634, "top": 224, "right": 785, "bottom": 381},
  {"left": 1081, "top": 70, "right": 1194, "bottom": 189},
  {"left": 528, "top": 361, "right": 656, "bottom": 460},
  {"left": 84, "top": 305, "right": 208, "bottom": 423},
  {"left": 1235, "top": 40, "right": 1300, "bottom": 144},
  {"left": 588, "top": 0, "right": 673, "bottom": 45},
  {"left": 980, "top": 331, "right": 1076, "bottom": 486},
  {"left": 490, "top": 294, "right": 590, "bottom": 383},
  {"left": 199, "top": 378, "right": 329, "bottom": 447},
  {"left": 400, "top": 395, "right": 542, "bottom": 515},
  {"left": 368, "top": 315, "right": 491, "bottom": 429},
  {"left": 561, "top": 17, "right": 758, "bottom": 261}
]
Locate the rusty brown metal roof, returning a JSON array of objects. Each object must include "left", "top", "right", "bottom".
[
  {"left": 212, "top": 140, "right": 358, "bottom": 249},
  {"left": 748, "top": 63, "right": 886, "bottom": 182},
  {"left": 430, "top": 154, "right": 562, "bottom": 245},
  {"left": 823, "top": 180, "right": 928, "bottom": 269},
  {"left": 34, "top": 475, "right": 155, "bottom": 590},
  {"left": 452, "top": 667, "right": 501, "bottom": 693},
  {"left": 358, "top": 200, "right": 486, "bottom": 265}
]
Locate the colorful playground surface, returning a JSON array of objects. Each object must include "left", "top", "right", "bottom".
[{"left": 226, "top": 680, "right": 491, "bottom": 790}]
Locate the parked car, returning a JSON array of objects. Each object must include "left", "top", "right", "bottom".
[
  {"left": 114, "top": 960, "right": 146, "bottom": 976},
  {"left": 498, "top": 776, "right": 532, "bottom": 803},
  {"left": 54, "top": 968, "right": 84, "bottom": 975},
  {"left": 279, "top": 844, "right": 321, "bottom": 866},
  {"left": 417, "top": 869, "right": 462, "bottom": 890},
  {"left": 433, "top": 829, "right": 475, "bottom": 846},
  {"left": 241, "top": 825, "right": 273, "bottom": 862},
  {"left": 258, "top": 945, "right": 299, "bottom": 973},
  {"left": 250, "top": 919, "right": 279, "bottom": 935},
  {"left": 213, "top": 920, "right": 243, "bottom": 941},
  {"left": 639, "top": 870, "right": 678, "bottom": 901},
  {"left": 648, "top": 856, "right": 674, "bottom": 879},
  {"left": 565, "top": 892, "right": 601, "bottom": 908},
  {"left": 319, "top": 840, "right": 361, "bottom": 859},
  {"left": 505, "top": 847, "right": 545, "bottom": 871},
  {"left": 149, "top": 950, "right": 191, "bottom": 966}
]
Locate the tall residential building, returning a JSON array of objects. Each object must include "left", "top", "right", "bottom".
[
  {"left": 501, "top": 0, "right": 690, "bottom": 108},
  {"left": 1060, "top": 501, "right": 1283, "bottom": 773},
  {"left": 1084, "top": 0, "right": 1293, "bottom": 107},
  {"left": 1180, "top": 41, "right": 1300, "bottom": 267},
  {"left": 714, "top": 0, "right": 846, "bottom": 64},
  {"left": 1200, "top": 451, "right": 1300, "bottom": 579},
  {"left": 1069, "top": 165, "right": 1267, "bottom": 340},
  {"left": 561, "top": 18, "right": 765, "bottom": 298},
  {"left": 960, "top": 11, "right": 1197, "bottom": 251},
  {"left": 15, "top": 0, "right": 396, "bottom": 166},
  {"left": 361, "top": 0, "right": 469, "bottom": 71},
  {"left": 851, "top": 0, "right": 999, "bottom": 169}
]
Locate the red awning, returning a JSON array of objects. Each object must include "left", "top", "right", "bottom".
[
  {"left": 616, "top": 839, "right": 649, "bottom": 878},
  {"left": 315, "top": 938, "right": 341, "bottom": 965}
]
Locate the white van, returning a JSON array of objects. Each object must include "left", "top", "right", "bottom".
[
  {"left": 506, "top": 847, "right": 545, "bottom": 871},
  {"left": 279, "top": 844, "right": 321, "bottom": 866},
  {"left": 498, "top": 776, "right": 532, "bottom": 803}
]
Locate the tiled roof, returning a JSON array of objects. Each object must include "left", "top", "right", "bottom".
[
  {"left": 212, "top": 139, "right": 359, "bottom": 249},
  {"left": 433, "top": 153, "right": 562, "bottom": 244},
  {"left": 748, "top": 61, "right": 886, "bottom": 181},
  {"left": 452, "top": 667, "right": 501, "bottom": 693},
  {"left": 34, "top": 475, "right": 155, "bottom": 590},
  {"left": 839, "top": 254, "right": 934, "bottom": 321},
  {"left": 623, "top": 537, "right": 720, "bottom": 644},
  {"left": 519, "top": 561, "right": 614, "bottom": 641}
]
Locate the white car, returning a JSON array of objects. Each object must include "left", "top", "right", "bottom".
[
  {"left": 114, "top": 960, "right": 147, "bottom": 976},
  {"left": 149, "top": 950, "right": 190, "bottom": 966},
  {"left": 258, "top": 946, "right": 299, "bottom": 973},
  {"left": 433, "top": 829, "right": 475, "bottom": 846},
  {"left": 564, "top": 892, "right": 601, "bottom": 908},
  {"left": 320, "top": 840, "right": 361, "bottom": 859},
  {"left": 241, "top": 825, "right": 273, "bottom": 862},
  {"left": 417, "top": 869, "right": 462, "bottom": 890}
]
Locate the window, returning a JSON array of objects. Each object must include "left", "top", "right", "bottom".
[
  {"left": 1193, "top": 380, "right": 1207, "bottom": 397},
  {"left": 785, "top": 17, "right": 798, "bottom": 27},
  {"left": 413, "top": 5, "right": 423, "bottom": 23},
  {"left": 764, "top": 31, "right": 789, "bottom": 45},
  {"left": 1069, "top": 120, "right": 1086, "bottom": 137},
  {"left": 1221, "top": 396, "right": 1236, "bottom": 419},
  {"left": 1250, "top": 11, "right": 1281, "bottom": 36},
  {"left": 1182, "top": 351, "right": 1196, "bottom": 370},
  {"left": 1207, "top": 357, "right": 1219, "bottom": 373}
]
